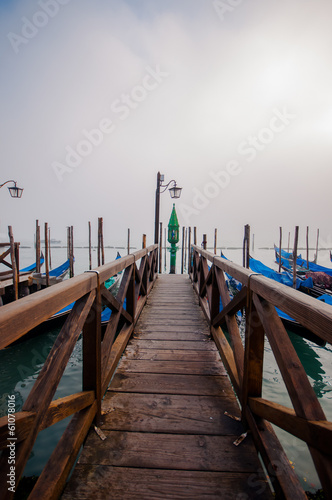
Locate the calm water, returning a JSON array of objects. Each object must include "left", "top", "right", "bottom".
[{"left": 0, "top": 245, "right": 331, "bottom": 493}]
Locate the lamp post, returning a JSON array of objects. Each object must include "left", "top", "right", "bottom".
[
  {"left": 0, "top": 180, "right": 24, "bottom": 198},
  {"left": 154, "top": 172, "right": 182, "bottom": 244}
]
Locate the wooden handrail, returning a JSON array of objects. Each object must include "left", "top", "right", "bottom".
[
  {"left": 190, "top": 245, "right": 332, "bottom": 499},
  {"left": 0, "top": 244, "right": 158, "bottom": 499}
]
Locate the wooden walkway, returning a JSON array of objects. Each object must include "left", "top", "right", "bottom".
[{"left": 63, "top": 274, "right": 272, "bottom": 499}]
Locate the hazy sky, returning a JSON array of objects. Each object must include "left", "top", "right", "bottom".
[{"left": 1, "top": 0, "right": 331, "bottom": 248}]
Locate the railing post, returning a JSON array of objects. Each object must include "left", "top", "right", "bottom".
[
  {"left": 241, "top": 288, "right": 264, "bottom": 422},
  {"left": 126, "top": 262, "right": 136, "bottom": 323},
  {"left": 188, "top": 227, "right": 192, "bottom": 275},
  {"left": 83, "top": 275, "right": 101, "bottom": 425}
]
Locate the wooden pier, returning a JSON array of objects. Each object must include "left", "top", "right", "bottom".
[
  {"left": 63, "top": 274, "right": 271, "bottom": 499},
  {"left": 0, "top": 243, "right": 331, "bottom": 500}
]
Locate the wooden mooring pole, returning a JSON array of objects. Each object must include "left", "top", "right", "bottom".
[
  {"left": 184, "top": 227, "right": 188, "bottom": 271},
  {"left": 243, "top": 224, "right": 250, "bottom": 269},
  {"left": 187, "top": 227, "right": 191, "bottom": 275},
  {"left": 67, "top": 226, "right": 74, "bottom": 278},
  {"left": 127, "top": 228, "right": 130, "bottom": 255},
  {"left": 164, "top": 228, "right": 167, "bottom": 271},
  {"left": 293, "top": 226, "right": 299, "bottom": 288},
  {"left": 8, "top": 226, "right": 18, "bottom": 300},
  {"left": 45, "top": 222, "right": 50, "bottom": 287},
  {"left": 98, "top": 218, "right": 104, "bottom": 266},
  {"left": 181, "top": 226, "right": 185, "bottom": 274},
  {"left": 36, "top": 220, "right": 41, "bottom": 274},
  {"left": 88, "top": 221, "right": 92, "bottom": 270},
  {"left": 306, "top": 226, "right": 309, "bottom": 269},
  {"left": 214, "top": 228, "right": 217, "bottom": 254},
  {"left": 278, "top": 226, "right": 282, "bottom": 272},
  {"left": 202, "top": 234, "right": 207, "bottom": 250}
]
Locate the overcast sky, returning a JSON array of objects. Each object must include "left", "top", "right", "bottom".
[{"left": 1, "top": 0, "right": 331, "bottom": 248}]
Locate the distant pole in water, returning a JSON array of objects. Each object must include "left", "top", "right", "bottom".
[
  {"left": 71, "top": 226, "right": 74, "bottom": 277},
  {"left": 214, "top": 228, "right": 217, "bottom": 255},
  {"left": 252, "top": 233, "right": 255, "bottom": 252},
  {"left": 181, "top": 226, "right": 185, "bottom": 274},
  {"left": 202, "top": 234, "right": 207, "bottom": 250},
  {"left": 315, "top": 228, "right": 319, "bottom": 264},
  {"left": 36, "top": 220, "right": 41, "bottom": 277},
  {"left": 45, "top": 222, "right": 49, "bottom": 287},
  {"left": 164, "top": 227, "right": 167, "bottom": 271},
  {"left": 142, "top": 234, "right": 146, "bottom": 249},
  {"left": 48, "top": 226, "right": 52, "bottom": 269},
  {"left": 184, "top": 227, "right": 188, "bottom": 271},
  {"left": 188, "top": 227, "right": 192, "bottom": 275},
  {"left": 36, "top": 220, "right": 40, "bottom": 271},
  {"left": 194, "top": 227, "right": 197, "bottom": 246},
  {"left": 88, "top": 221, "right": 92, "bottom": 270},
  {"left": 306, "top": 226, "right": 309, "bottom": 269},
  {"left": 8, "top": 225, "right": 18, "bottom": 300},
  {"left": 278, "top": 227, "right": 282, "bottom": 273},
  {"left": 98, "top": 217, "right": 104, "bottom": 266},
  {"left": 293, "top": 226, "right": 299, "bottom": 288},
  {"left": 127, "top": 228, "right": 130, "bottom": 255},
  {"left": 243, "top": 224, "right": 250, "bottom": 269}
]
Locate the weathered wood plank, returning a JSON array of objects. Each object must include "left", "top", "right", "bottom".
[
  {"left": 63, "top": 466, "right": 272, "bottom": 500},
  {"left": 109, "top": 372, "right": 234, "bottom": 397},
  {"left": 122, "top": 348, "right": 221, "bottom": 362},
  {"left": 78, "top": 431, "right": 260, "bottom": 472},
  {"left": 132, "top": 331, "right": 209, "bottom": 341},
  {"left": 126, "top": 340, "right": 217, "bottom": 351},
  {"left": 102, "top": 393, "right": 241, "bottom": 434},
  {"left": 116, "top": 359, "right": 226, "bottom": 375}
]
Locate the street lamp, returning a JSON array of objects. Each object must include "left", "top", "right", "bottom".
[
  {"left": 154, "top": 171, "right": 182, "bottom": 244},
  {"left": 0, "top": 180, "right": 24, "bottom": 198}
]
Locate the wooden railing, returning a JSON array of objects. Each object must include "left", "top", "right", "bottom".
[
  {"left": 189, "top": 245, "right": 332, "bottom": 500},
  {"left": 0, "top": 244, "right": 158, "bottom": 500}
]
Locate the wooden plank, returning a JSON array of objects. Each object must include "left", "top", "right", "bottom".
[
  {"left": 39, "top": 392, "right": 95, "bottom": 431},
  {"left": 126, "top": 340, "right": 217, "bottom": 351},
  {"left": 123, "top": 348, "right": 222, "bottom": 362},
  {"left": 78, "top": 431, "right": 261, "bottom": 473},
  {"left": 0, "top": 411, "right": 36, "bottom": 449},
  {"left": 0, "top": 272, "right": 97, "bottom": 348},
  {"left": 253, "top": 294, "right": 325, "bottom": 421},
  {"left": 116, "top": 359, "right": 226, "bottom": 375},
  {"left": 63, "top": 466, "right": 272, "bottom": 500},
  {"left": 132, "top": 332, "right": 209, "bottom": 341},
  {"left": 211, "top": 326, "right": 240, "bottom": 397},
  {"left": 29, "top": 402, "right": 97, "bottom": 500},
  {"left": 1, "top": 291, "right": 96, "bottom": 493},
  {"left": 109, "top": 372, "right": 234, "bottom": 397},
  {"left": 136, "top": 326, "right": 206, "bottom": 334},
  {"left": 249, "top": 397, "right": 332, "bottom": 456},
  {"left": 245, "top": 406, "right": 306, "bottom": 499},
  {"left": 212, "top": 285, "right": 247, "bottom": 327},
  {"left": 101, "top": 393, "right": 241, "bottom": 434}
]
